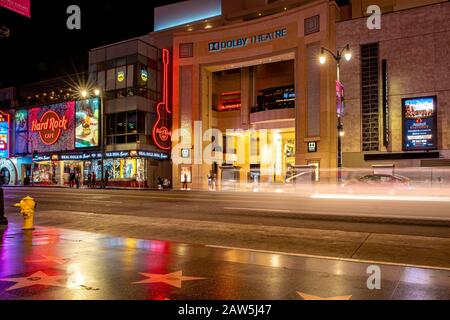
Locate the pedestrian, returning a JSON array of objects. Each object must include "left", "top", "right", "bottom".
[
  {"left": 157, "top": 177, "right": 163, "bottom": 190},
  {"left": 87, "top": 173, "right": 92, "bottom": 188},
  {"left": 182, "top": 173, "right": 188, "bottom": 190},
  {"left": 69, "top": 172, "right": 75, "bottom": 188},
  {"left": 76, "top": 172, "right": 81, "bottom": 189},
  {"left": 212, "top": 172, "right": 217, "bottom": 191},
  {"left": 104, "top": 170, "right": 110, "bottom": 188},
  {"left": 92, "top": 172, "right": 96, "bottom": 188},
  {"left": 208, "top": 171, "right": 213, "bottom": 191}
]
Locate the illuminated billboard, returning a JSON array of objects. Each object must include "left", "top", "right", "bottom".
[
  {"left": 14, "top": 109, "right": 28, "bottom": 154},
  {"left": 0, "top": 111, "right": 10, "bottom": 159},
  {"left": 29, "top": 102, "right": 76, "bottom": 153},
  {"left": 402, "top": 96, "right": 437, "bottom": 151},
  {"left": 76, "top": 98, "right": 100, "bottom": 148}
]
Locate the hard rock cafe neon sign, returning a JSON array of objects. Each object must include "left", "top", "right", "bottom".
[{"left": 31, "top": 110, "right": 68, "bottom": 145}]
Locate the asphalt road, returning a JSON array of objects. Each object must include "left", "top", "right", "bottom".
[{"left": 3, "top": 187, "right": 450, "bottom": 269}]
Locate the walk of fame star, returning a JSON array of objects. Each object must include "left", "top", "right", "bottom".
[
  {"left": 133, "top": 271, "right": 207, "bottom": 288},
  {"left": 26, "top": 255, "right": 71, "bottom": 265},
  {"left": 0, "top": 271, "right": 68, "bottom": 291},
  {"left": 297, "top": 292, "right": 352, "bottom": 300}
]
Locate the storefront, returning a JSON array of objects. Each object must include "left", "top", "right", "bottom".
[
  {"left": 22, "top": 98, "right": 102, "bottom": 186},
  {"left": 32, "top": 150, "right": 169, "bottom": 187}
]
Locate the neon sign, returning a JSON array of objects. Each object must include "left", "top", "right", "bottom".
[
  {"left": 0, "top": 111, "right": 10, "bottom": 159},
  {"left": 31, "top": 111, "right": 68, "bottom": 146},
  {"left": 152, "top": 48, "right": 172, "bottom": 150}
]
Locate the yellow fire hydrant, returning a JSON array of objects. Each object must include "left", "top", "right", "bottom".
[{"left": 14, "top": 196, "right": 36, "bottom": 230}]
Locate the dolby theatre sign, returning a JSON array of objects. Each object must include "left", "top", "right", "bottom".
[{"left": 208, "top": 28, "right": 287, "bottom": 53}]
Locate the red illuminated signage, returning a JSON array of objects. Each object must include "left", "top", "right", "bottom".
[
  {"left": 152, "top": 48, "right": 172, "bottom": 150},
  {"left": 31, "top": 111, "right": 68, "bottom": 145},
  {"left": 219, "top": 91, "right": 241, "bottom": 112}
]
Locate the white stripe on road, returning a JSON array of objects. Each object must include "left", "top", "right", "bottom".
[
  {"left": 223, "top": 207, "right": 293, "bottom": 213},
  {"left": 206, "top": 245, "right": 450, "bottom": 272},
  {"left": 223, "top": 206, "right": 450, "bottom": 222}
]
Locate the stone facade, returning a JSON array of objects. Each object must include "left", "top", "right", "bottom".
[{"left": 337, "top": 1, "right": 450, "bottom": 167}]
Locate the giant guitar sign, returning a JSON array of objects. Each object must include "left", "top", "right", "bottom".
[
  {"left": 152, "top": 48, "right": 172, "bottom": 150},
  {"left": 0, "top": 0, "right": 31, "bottom": 18}
]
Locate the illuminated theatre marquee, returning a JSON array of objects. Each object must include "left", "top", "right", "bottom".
[{"left": 208, "top": 28, "right": 287, "bottom": 53}]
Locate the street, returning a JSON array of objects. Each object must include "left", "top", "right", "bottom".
[
  {"left": 3, "top": 187, "right": 450, "bottom": 269},
  {"left": 1, "top": 187, "right": 450, "bottom": 300}
]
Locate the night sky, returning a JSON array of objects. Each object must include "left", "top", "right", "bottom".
[
  {"left": 0, "top": 0, "right": 179, "bottom": 88},
  {"left": 0, "top": 0, "right": 350, "bottom": 88}
]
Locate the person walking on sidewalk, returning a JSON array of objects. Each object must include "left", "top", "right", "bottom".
[
  {"left": 87, "top": 173, "right": 92, "bottom": 188},
  {"left": 104, "top": 170, "right": 110, "bottom": 188},
  {"left": 182, "top": 173, "right": 188, "bottom": 190},
  {"left": 69, "top": 172, "right": 75, "bottom": 188},
  {"left": 75, "top": 172, "right": 81, "bottom": 189},
  {"left": 92, "top": 172, "right": 97, "bottom": 189}
]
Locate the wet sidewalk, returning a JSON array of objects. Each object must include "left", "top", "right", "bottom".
[{"left": 1, "top": 223, "right": 449, "bottom": 300}]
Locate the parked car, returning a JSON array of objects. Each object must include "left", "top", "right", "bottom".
[{"left": 341, "top": 174, "right": 411, "bottom": 193}]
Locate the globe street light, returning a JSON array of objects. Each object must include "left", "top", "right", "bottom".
[
  {"left": 319, "top": 44, "right": 352, "bottom": 182},
  {"left": 80, "top": 89, "right": 88, "bottom": 99}
]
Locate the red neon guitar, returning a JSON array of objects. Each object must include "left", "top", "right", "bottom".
[{"left": 152, "top": 48, "right": 172, "bottom": 150}]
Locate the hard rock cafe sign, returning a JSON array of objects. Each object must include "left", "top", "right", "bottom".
[{"left": 31, "top": 110, "right": 68, "bottom": 145}]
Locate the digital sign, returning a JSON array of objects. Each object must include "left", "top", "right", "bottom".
[
  {"left": 15, "top": 110, "right": 28, "bottom": 154},
  {"left": 402, "top": 96, "right": 437, "bottom": 151},
  {"left": 29, "top": 102, "right": 76, "bottom": 153},
  {"left": 76, "top": 98, "right": 100, "bottom": 148},
  {"left": 0, "top": 111, "right": 10, "bottom": 159}
]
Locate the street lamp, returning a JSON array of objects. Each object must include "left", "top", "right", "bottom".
[
  {"left": 319, "top": 44, "right": 352, "bottom": 182},
  {"left": 94, "top": 89, "right": 106, "bottom": 188}
]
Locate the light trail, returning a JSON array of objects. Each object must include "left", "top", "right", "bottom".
[{"left": 311, "top": 193, "right": 450, "bottom": 203}]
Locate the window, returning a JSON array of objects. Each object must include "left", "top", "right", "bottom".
[
  {"left": 361, "top": 43, "right": 380, "bottom": 152},
  {"left": 96, "top": 49, "right": 162, "bottom": 101},
  {"left": 106, "top": 111, "right": 147, "bottom": 145}
]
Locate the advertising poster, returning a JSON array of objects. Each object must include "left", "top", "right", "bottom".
[
  {"left": 76, "top": 98, "right": 100, "bottom": 148},
  {"left": 336, "top": 81, "right": 345, "bottom": 116},
  {"left": 14, "top": 109, "right": 28, "bottom": 154},
  {"left": 0, "top": 111, "right": 10, "bottom": 159},
  {"left": 402, "top": 96, "right": 437, "bottom": 151},
  {"left": 29, "top": 102, "right": 75, "bottom": 153},
  {"left": 0, "top": 0, "right": 31, "bottom": 18}
]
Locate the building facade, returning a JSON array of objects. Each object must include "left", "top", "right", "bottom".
[
  {"left": 1, "top": 0, "right": 449, "bottom": 189},
  {"left": 168, "top": 0, "right": 341, "bottom": 189},
  {"left": 88, "top": 39, "right": 172, "bottom": 188},
  {"left": 337, "top": 1, "right": 450, "bottom": 169}
]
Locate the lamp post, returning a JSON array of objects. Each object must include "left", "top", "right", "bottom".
[{"left": 319, "top": 44, "right": 352, "bottom": 182}]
